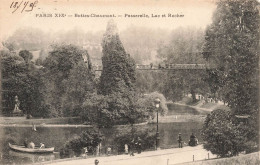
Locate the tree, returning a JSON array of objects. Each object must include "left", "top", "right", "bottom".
[
  {"left": 201, "top": 109, "right": 244, "bottom": 157},
  {"left": 81, "top": 93, "right": 114, "bottom": 128},
  {"left": 157, "top": 27, "right": 209, "bottom": 101},
  {"left": 19, "top": 50, "right": 33, "bottom": 64},
  {"left": 97, "top": 20, "right": 141, "bottom": 126},
  {"left": 136, "top": 70, "right": 167, "bottom": 94},
  {"left": 120, "top": 26, "right": 170, "bottom": 64},
  {"left": 203, "top": 0, "right": 259, "bottom": 114},
  {"left": 6, "top": 27, "right": 48, "bottom": 50},
  {"left": 42, "top": 44, "right": 94, "bottom": 117},
  {"left": 99, "top": 20, "right": 136, "bottom": 95},
  {"left": 202, "top": 0, "right": 259, "bottom": 155},
  {"left": 137, "top": 92, "right": 168, "bottom": 120},
  {"left": 1, "top": 49, "right": 45, "bottom": 116},
  {"left": 62, "top": 61, "right": 95, "bottom": 116}
]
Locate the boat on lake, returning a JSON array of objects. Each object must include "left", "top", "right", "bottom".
[{"left": 9, "top": 143, "right": 54, "bottom": 153}]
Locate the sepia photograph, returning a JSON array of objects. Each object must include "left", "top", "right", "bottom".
[{"left": 0, "top": 0, "right": 259, "bottom": 164}]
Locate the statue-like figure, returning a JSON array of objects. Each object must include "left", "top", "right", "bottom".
[{"left": 13, "top": 95, "right": 21, "bottom": 113}]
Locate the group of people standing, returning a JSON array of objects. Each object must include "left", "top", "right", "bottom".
[{"left": 128, "top": 137, "right": 142, "bottom": 156}]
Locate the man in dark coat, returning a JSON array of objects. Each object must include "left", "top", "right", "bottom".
[
  {"left": 177, "top": 133, "right": 183, "bottom": 148},
  {"left": 189, "top": 133, "right": 196, "bottom": 146},
  {"left": 129, "top": 138, "right": 135, "bottom": 156}
]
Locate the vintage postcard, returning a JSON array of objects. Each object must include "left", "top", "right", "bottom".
[{"left": 0, "top": 0, "right": 259, "bottom": 164}]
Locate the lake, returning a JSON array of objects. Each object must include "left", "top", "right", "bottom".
[{"left": 0, "top": 104, "right": 206, "bottom": 164}]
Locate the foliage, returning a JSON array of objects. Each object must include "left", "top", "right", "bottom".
[
  {"left": 137, "top": 92, "right": 168, "bottom": 119},
  {"left": 1, "top": 50, "right": 45, "bottom": 116},
  {"left": 99, "top": 20, "right": 136, "bottom": 95},
  {"left": 202, "top": 0, "right": 259, "bottom": 154},
  {"left": 113, "top": 125, "right": 156, "bottom": 153},
  {"left": 62, "top": 61, "right": 95, "bottom": 116},
  {"left": 136, "top": 70, "right": 166, "bottom": 94},
  {"left": 41, "top": 44, "right": 94, "bottom": 117},
  {"left": 5, "top": 26, "right": 171, "bottom": 64},
  {"left": 120, "top": 26, "right": 170, "bottom": 64},
  {"left": 203, "top": 0, "right": 259, "bottom": 115},
  {"left": 95, "top": 20, "right": 148, "bottom": 126},
  {"left": 82, "top": 92, "right": 159, "bottom": 127},
  {"left": 18, "top": 50, "right": 33, "bottom": 63},
  {"left": 61, "top": 130, "right": 103, "bottom": 157},
  {"left": 81, "top": 93, "right": 113, "bottom": 127},
  {"left": 157, "top": 27, "right": 206, "bottom": 64},
  {"left": 201, "top": 109, "right": 244, "bottom": 157},
  {"left": 5, "top": 27, "right": 49, "bottom": 50},
  {"left": 2, "top": 41, "right": 18, "bottom": 51},
  {"left": 156, "top": 27, "right": 210, "bottom": 102}
]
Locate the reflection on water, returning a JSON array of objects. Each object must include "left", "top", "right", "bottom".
[
  {"left": 0, "top": 122, "right": 203, "bottom": 164},
  {"left": 8, "top": 150, "right": 56, "bottom": 163},
  {"left": 167, "top": 103, "right": 209, "bottom": 115},
  {"left": 0, "top": 104, "right": 205, "bottom": 164}
]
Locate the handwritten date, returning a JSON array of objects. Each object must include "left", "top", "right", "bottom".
[{"left": 10, "top": 0, "right": 38, "bottom": 13}]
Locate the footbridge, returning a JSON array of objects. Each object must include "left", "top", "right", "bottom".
[{"left": 93, "top": 63, "right": 211, "bottom": 72}]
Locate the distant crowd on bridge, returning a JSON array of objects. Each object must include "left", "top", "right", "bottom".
[{"left": 92, "top": 63, "right": 208, "bottom": 71}]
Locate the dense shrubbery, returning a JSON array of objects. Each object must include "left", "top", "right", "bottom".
[
  {"left": 81, "top": 91, "right": 168, "bottom": 127},
  {"left": 137, "top": 92, "right": 168, "bottom": 119},
  {"left": 113, "top": 125, "right": 156, "bottom": 153},
  {"left": 60, "top": 130, "right": 103, "bottom": 158},
  {"left": 202, "top": 109, "right": 259, "bottom": 157},
  {"left": 201, "top": 109, "right": 241, "bottom": 157}
]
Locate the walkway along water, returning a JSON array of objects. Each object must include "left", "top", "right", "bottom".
[{"left": 39, "top": 145, "right": 216, "bottom": 165}]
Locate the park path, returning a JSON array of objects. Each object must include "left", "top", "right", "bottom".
[{"left": 41, "top": 145, "right": 216, "bottom": 165}]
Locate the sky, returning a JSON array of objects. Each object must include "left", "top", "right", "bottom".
[{"left": 0, "top": 0, "right": 216, "bottom": 41}]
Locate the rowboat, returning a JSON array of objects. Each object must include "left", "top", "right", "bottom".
[{"left": 9, "top": 143, "right": 54, "bottom": 153}]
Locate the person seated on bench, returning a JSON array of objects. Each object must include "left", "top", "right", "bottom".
[{"left": 189, "top": 133, "right": 197, "bottom": 146}]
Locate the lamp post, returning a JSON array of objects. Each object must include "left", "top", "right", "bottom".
[{"left": 154, "top": 98, "right": 160, "bottom": 150}]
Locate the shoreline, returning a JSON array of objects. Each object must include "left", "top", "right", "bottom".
[{"left": 0, "top": 102, "right": 222, "bottom": 126}]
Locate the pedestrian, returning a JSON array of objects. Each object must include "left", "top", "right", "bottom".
[
  {"left": 137, "top": 137, "right": 142, "bottom": 154},
  {"left": 107, "top": 146, "right": 111, "bottom": 156},
  {"left": 124, "top": 144, "right": 128, "bottom": 154},
  {"left": 81, "top": 147, "right": 88, "bottom": 157},
  {"left": 129, "top": 138, "right": 135, "bottom": 156},
  {"left": 177, "top": 133, "right": 183, "bottom": 148},
  {"left": 32, "top": 123, "right": 37, "bottom": 131},
  {"left": 150, "top": 63, "right": 153, "bottom": 69}
]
